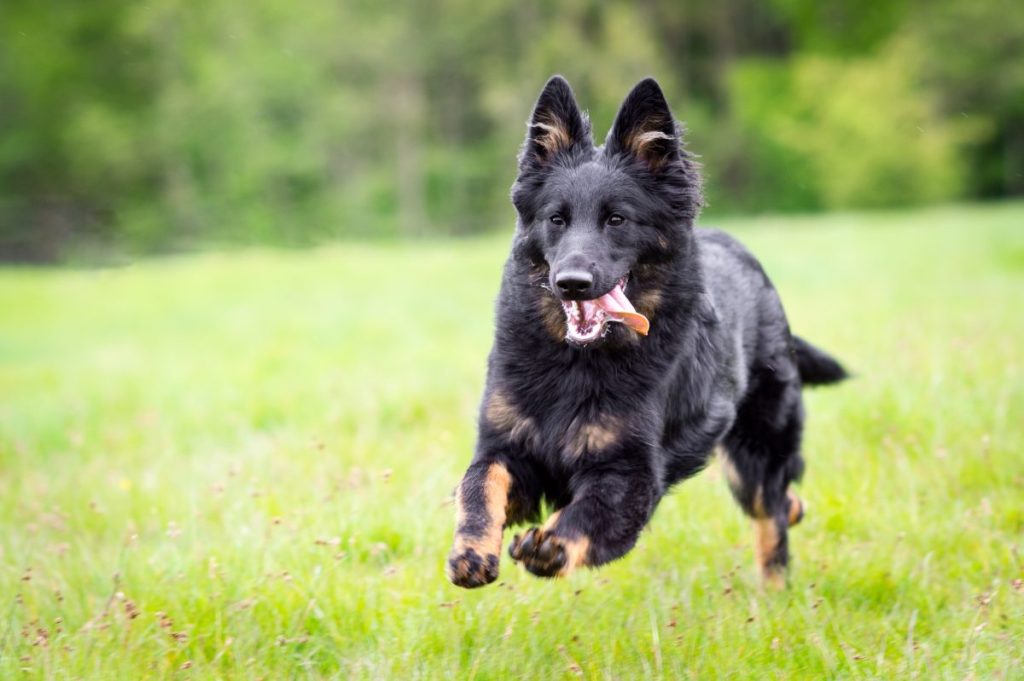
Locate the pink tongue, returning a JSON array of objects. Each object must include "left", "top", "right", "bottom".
[{"left": 597, "top": 284, "right": 650, "bottom": 335}]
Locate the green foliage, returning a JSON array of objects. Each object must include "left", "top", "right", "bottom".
[
  {"left": 696, "top": 64, "right": 824, "bottom": 213},
  {"left": 769, "top": 0, "right": 910, "bottom": 53},
  {"left": 902, "top": 0, "right": 1024, "bottom": 197},
  {"left": 1, "top": 203, "right": 1023, "bottom": 677},
  {"left": 716, "top": 46, "right": 975, "bottom": 212},
  {"left": 1, "top": 1, "right": 1022, "bottom": 259},
  {"left": 785, "top": 50, "right": 968, "bottom": 208}
]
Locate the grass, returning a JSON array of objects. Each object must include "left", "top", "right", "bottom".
[{"left": 1, "top": 202, "right": 1022, "bottom": 679}]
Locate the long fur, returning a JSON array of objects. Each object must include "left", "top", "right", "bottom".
[{"left": 446, "top": 76, "right": 847, "bottom": 588}]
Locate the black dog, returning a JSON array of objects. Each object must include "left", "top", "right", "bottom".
[{"left": 447, "top": 76, "right": 846, "bottom": 589}]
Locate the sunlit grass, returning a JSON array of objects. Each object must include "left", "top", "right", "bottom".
[{"left": 1, "top": 202, "right": 1022, "bottom": 679}]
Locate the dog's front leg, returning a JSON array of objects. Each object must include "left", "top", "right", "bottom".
[
  {"left": 508, "top": 459, "right": 659, "bottom": 578},
  {"left": 446, "top": 458, "right": 515, "bottom": 588}
]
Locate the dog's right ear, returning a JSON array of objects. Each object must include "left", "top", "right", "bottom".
[{"left": 519, "top": 76, "right": 591, "bottom": 170}]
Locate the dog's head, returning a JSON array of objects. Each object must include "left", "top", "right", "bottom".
[{"left": 510, "top": 76, "right": 702, "bottom": 346}]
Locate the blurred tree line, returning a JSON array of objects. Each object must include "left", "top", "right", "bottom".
[{"left": 1, "top": 0, "right": 1021, "bottom": 260}]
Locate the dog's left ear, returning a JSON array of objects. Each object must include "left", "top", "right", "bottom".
[{"left": 605, "top": 78, "right": 679, "bottom": 171}]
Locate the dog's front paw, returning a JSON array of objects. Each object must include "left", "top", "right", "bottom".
[
  {"left": 509, "top": 528, "right": 565, "bottom": 576},
  {"left": 446, "top": 546, "right": 500, "bottom": 588},
  {"left": 508, "top": 527, "right": 589, "bottom": 578}
]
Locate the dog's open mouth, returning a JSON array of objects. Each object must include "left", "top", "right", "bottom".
[{"left": 561, "top": 277, "right": 650, "bottom": 344}]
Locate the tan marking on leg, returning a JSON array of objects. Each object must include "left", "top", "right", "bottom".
[
  {"left": 482, "top": 464, "right": 512, "bottom": 537},
  {"left": 752, "top": 486, "right": 767, "bottom": 518},
  {"left": 535, "top": 509, "right": 591, "bottom": 577},
  {"left": 451, "top": 463, "right": 512, "bottom": 555},
  {"left": 540, "top": 509, "right": 562, "bottom": 533},
  {"left": 448, "top": 463, "right": 512, "bottom": 586},
  {"left": 718, "top": 447, "right": 742, "bottom": 491},
  {"left": 485, "top": 390, "right": 538, "bottom": 446},
  {"left": 565, "top": 416, "right": 622, "bottom": 458},
  {"left": 753, "top": 517, "right": 785, "bottom": 590},
  {"left": 557, "top": 536, "right": 591, "bottom": 576},
  {"left": 787, "top": 489, "right": 804, "bottom": 527}
]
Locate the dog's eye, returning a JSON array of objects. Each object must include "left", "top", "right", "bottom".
[
  {"left": 607, "top": 214, "right": 625, "bottom": 227},
  {"left": 549, "top": 214, "right": 566, "bottom": 227}
]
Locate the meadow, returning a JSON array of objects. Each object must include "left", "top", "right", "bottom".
[{"left": 1, "top": 203, "right": 1022, "bottom": 679}]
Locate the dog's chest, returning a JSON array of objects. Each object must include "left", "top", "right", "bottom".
[{"left": 525, "top": 388, "right": 640, "bottom": 463}]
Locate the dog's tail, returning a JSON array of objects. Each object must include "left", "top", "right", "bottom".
[{"left": 792, "top": 335, "right": 848, "bottom": 386}]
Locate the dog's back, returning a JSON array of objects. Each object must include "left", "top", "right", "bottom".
[{"left": 697, "top": 227, "right": 797, "bottom": 393}]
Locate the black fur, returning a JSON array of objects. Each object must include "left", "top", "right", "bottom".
[
  {"left": 792, "top": 335, "right": 849, "bottom": 385},
  {"left": 447, "top": 76, "right": 847, "bottom": 588}
]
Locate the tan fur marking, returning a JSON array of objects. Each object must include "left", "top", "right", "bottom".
[
  {"left": 450, "top": 463, "right": 512, "bottom": 558},
  {"left": 486, "top": 390, "right": 538, "bottom": 446},
  {"left": 719, "top": 448, "right": 742, "bottom": 492},
  {"left": 538, "top": 294, "right": 567, "bottom": 341},
  {"left": 624, "top": 119, "right": 674, "bottom": 169},
  {"left": 628, "top": 129, "right": 674, "bottom": 155},
  {"left": 565, "top": 416, "right": 622, "bottom": 458},
  {"left": 752, "top": 486, "right": 768, "bottom": 518},
  {"left": 531, "top": 117, "right": 571, "bottom": 155},
  {"left": 787, "top": 489, "right": 804, "bottom": 527},
  {"left": 483, "top": 464, "right": 512, "bottom": 532},
  {"left": 753, "top": 517, "right": 784, "bottom": 589},
  {"left": 558, "top": 535, "right": 591, "bottom": 576},
  {"left": 537, "top": 510, "right": 591, "bottom": 576},
  {"left": 634, "top": 288, "right": 663, "bottom": 320},
  {"left": 538, "top": 509, "right": 560, "bottom": 534}
]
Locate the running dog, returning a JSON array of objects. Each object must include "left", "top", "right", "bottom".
[{"left": 446, "top": 76, "right": 847, "bottom": 589}]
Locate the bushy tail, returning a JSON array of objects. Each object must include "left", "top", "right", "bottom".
[{"left": 792, "top": 335, "right": 848, "bottom": 386}]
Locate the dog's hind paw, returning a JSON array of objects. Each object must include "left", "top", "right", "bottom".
[
  {"left": 786, "top": 490, "right": 805, "bottom": 527},
  {"left": 446, "top": 547, "right": 500, "bottom": 588},
  {"left": 508, "top": 527, "right": 589, "bottom": 578}
]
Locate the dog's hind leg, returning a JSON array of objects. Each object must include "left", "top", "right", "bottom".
[{"left": 720, "top": 377, "right": 806, "bottom": 589}]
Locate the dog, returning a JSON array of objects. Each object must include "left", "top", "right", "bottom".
[{"left": 446, "top": 76, "right": 847, "bottom": 589}]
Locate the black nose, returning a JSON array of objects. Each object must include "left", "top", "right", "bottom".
[{"left": 555, "top": 270, "right": 594, "bottom": 297}]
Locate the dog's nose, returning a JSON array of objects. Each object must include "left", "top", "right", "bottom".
[{"left": 555, "top": 270, "right": 594, "bottom": 297}]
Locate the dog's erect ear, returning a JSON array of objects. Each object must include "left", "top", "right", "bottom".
[
  {"left": 520, "top": 76, "right": 591, "bottom": 169},
  {"left": 605, "top": 78, "right": 679, "bottom": 171}
]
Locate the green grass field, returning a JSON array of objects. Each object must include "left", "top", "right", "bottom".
[{"left": 1, "top": 203, "right": 1022, "bottom": 679}]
